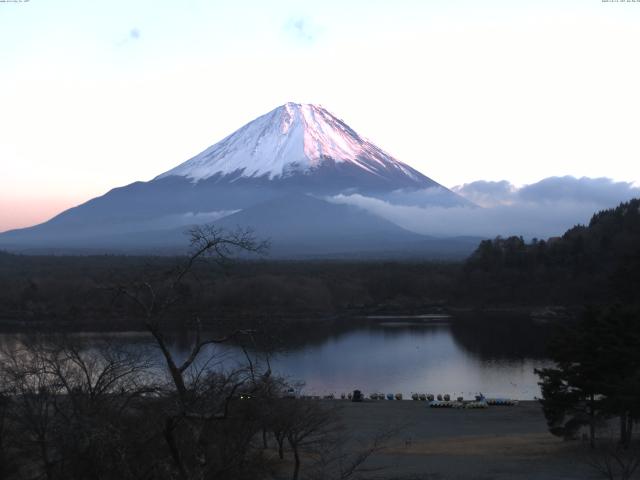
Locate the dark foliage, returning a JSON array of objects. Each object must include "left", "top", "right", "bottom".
[
  {"left": 536, "top": 306, "right": 640, "bottom": 447},
  {"left": 0, "top": 336, "right": 350, "bottom": 480},
  {"left": 463, "top": 198, "right": 640, "bottom": 306},
  {"left": 0, "top": 254, "right": 460, "bottom": 332}
]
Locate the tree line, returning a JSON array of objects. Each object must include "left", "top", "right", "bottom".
[
  {"left": 463, "top": 198, "right": 640, "bottom": 307},
  {"left": 0, "top": 253, "right": 460, "bottom": 332}
]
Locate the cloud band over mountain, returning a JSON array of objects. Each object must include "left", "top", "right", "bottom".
[{"left": 329, "top": 176, "right": 640, "bottom": 239}]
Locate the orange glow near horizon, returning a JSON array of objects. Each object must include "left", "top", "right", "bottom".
[{"left": 0, "top": 195, "right": 86, "bottom": 233}]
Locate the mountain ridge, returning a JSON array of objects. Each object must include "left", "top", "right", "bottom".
[{"left": 0, "top": 103, "right": 472, "bottom": 257}]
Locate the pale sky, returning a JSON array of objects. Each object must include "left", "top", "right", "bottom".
[{"left": 1, "top": 0, "right": 639, "bottom": 232}]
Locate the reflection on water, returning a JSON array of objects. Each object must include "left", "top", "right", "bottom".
[
  {"left": 265, "top": 323, "right": 550, "bottom": 400},
  {"left": 0, "top": 317, "right": 553, "bottom": 400}
]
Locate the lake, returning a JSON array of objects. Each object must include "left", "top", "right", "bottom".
[{"left": 0, "top": 314, "right": 553, "bottom": 400}]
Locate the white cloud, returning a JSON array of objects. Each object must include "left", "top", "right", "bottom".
[
  {"left": 453, "top": 176, "right": 640, "bottom": 207},
  {"left": 330, "top": 176, "right": 640, "bottom": 239},
  {"left": 119, "top": 210, "right": 240, "bottom": 233},
  {"left": 451, "top": 180, "right": 517, "bottom": 207}
]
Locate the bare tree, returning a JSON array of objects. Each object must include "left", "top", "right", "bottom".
[
  {"left": 584, "top": 441, "right": 640, "bottom": 480},
  {"left": 1, "top": 341, "right": 63, "bottom": 480},
  {"left": 0, "top": 336, "right": 154, "bottom": 480},
  {"left": 115, "top": 226, "right": 267, "bottom": 405},
  {"left": 307, "top": 426, "right": 399, "bottom": 480},
  {"left": 0, "top": 386, "right": 14, "bottom": 479},
  {"left": 113, "top": 225, "right": 270, "bottom": 480},
  {"left": 280, "top": 400, "right": 341, "bottom": 480}
]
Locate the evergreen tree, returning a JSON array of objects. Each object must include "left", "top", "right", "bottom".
[{"left": 536, "top": 306, "right": 640, "bottom": 447}]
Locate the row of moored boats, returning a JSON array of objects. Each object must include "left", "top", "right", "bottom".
[{"left": 325, "top": 391, "right": 518, "bottom": 406}]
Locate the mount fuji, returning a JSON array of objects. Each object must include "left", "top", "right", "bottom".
[
  {"left": 0, "top": 103, "right": 478, "bottom": 257},
  {"left": 157, "top": 103, "right": 440, "bottom": 191}
]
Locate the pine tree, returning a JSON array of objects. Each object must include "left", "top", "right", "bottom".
[{"left": 536, "top": 306, "right": 640, "bottom": 447}]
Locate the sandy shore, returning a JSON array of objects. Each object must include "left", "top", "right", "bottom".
[{"left": 332, "top": 400, "right": 598, "bottom": 480}]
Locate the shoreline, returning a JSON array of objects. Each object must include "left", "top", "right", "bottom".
[{"left": 0, "top": 304, "right": 570, "bottom": 333}]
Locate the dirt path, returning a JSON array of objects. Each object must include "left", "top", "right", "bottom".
[{"left": 333, "top": 400, "right": 598, "bottom": 479}]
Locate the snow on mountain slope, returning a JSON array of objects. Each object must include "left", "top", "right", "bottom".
[
  {"left": 157, "top": 102, "right": 422, "bottom": 183},
  {"left": 0, "top": 102, "right": 473, "bottom": 256}
]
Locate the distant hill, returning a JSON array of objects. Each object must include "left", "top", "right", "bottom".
[
  {"left": 214, "top": 193, "right": 480, "bottom": 258},
  {"left": 0, "top": 194, "right": 481, "bottom": 259},
  {"left": 463, "top": 198, "right": 640, "bottom": 305}
]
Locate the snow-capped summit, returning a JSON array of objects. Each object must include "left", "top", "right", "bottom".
[
  {"left": 157, "top": 102, "right": 429, "bottom": 187},
  {"left": 0, "top": 102, "right": 474, "bottom": 256}
]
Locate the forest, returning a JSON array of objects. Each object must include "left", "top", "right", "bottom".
[{"left": 0, "top": 198, "right": 638, "bottom": 332}]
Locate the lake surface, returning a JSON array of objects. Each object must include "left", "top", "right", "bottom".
[
  {"left": 0, "top": 316, "right": 553, "bottom": 400},
  {"left": 267, "top": 324, "right": 549, "bottom": 400}
]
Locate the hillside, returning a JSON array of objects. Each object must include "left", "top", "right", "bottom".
[{"left": 462, "top": 198, "right": 640, "bottom": 306}]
